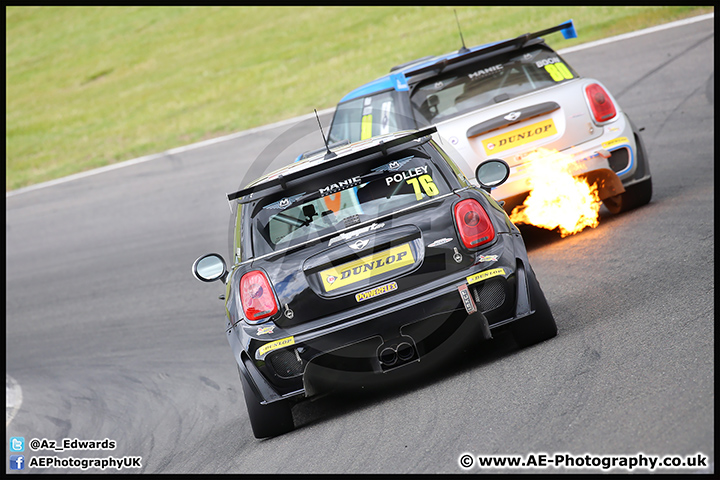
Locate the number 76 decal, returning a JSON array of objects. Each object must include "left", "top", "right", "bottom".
[{"left": 406, "top": 175, "right": 440, "bottom": 201}]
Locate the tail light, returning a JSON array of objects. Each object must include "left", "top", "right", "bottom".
[
  {"left": 454, "top": 199, "right": 495, "bottom": 249},
  {"left": 585, "top": 83, "right": 617, "bottom": 124},
  {"left": 240, "top": 270, "right": 278, "bottom": 323}
]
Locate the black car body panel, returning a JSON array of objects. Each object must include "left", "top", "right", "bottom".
[{"left": 195, "top": 127, "right": 556, "bottom": 437}]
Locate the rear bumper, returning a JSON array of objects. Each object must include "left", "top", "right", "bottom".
[
  {"left": 486, "top": 112, "right": 648, "bottom": 211},
  {"left": 236, "top": 237, "right": 541, "bottom": 404}
]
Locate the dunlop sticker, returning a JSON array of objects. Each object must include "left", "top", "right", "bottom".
[
  {"left": 322, "top": 244, "right": 414, "bottom": 292},
  {"left": 467, "top": 267, "right": 505, "bottom": 285},
  {"left": 355, "top": 281, "right": 398, "bottom": 302},
  {"left": 258, "top": 336, "right": 295, "bottom": 356},
  {"left": 602, "top": 137, "right": 629, "bottom": 149},
  {"left": 482, "top": 119, "right": 557, "bottom": 155}
]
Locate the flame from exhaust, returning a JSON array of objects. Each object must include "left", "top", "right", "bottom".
[{"left": 509, "top": 148, "right": 602, "bottom": 237}]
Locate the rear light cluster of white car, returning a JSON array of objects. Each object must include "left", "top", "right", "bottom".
[
  {"left": 585, "top": 83, "right": 617, "bottom": 124},
  {"left": 454, "top": 199, "right": 496, "bottom": 249}
]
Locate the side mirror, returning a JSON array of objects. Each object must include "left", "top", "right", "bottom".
[
  {"left": 192, "top": 253, "right": 227, "bottom": 283},
  {"left": 475, "top": 158, "right": 510, "bottom": 193}
]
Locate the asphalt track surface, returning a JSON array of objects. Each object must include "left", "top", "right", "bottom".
[{"left": 6, "top": 16, "right": 714, "bottom": 474}]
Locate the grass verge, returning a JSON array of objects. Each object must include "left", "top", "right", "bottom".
[{"left": 6, "top": 6, "right": 714, "bottom": 191}]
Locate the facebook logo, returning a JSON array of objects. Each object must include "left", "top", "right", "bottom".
[
  {"left": 10, "top": 455, "right": 25, "bottom": 470},
  {"left": 10, "top": 436, "right": 25, "bottom": 452}
]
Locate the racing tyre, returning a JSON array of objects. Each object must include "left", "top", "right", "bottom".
[
  {"left": 603, "top": 177, "right": 653, "bottom": 214},
  {"left": 239, "top": 366, "right": 294, "bottom": 439},
  {"left": 509, "top": 272, "right": 557, "bottom": 348}
]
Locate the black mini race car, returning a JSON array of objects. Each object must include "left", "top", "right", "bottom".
[{"left": 192, "top": 126, "right": 557, "bottom": 438}]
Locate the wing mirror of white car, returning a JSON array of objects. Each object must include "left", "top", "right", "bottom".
[
  {"left": 475, "top": 158, "right": 510, "bottom": 193},
  {"left": 192, "top": 253, "right": 227, "bottom": 283}
]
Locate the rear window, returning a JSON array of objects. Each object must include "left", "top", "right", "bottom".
[
  {"left": 328, "top": 90, "right": 406, "bottom": 144},
  {"left": 251, "top": 144, "right": 453, "bottom": 255},
  {"left": 411, "top": 46, "right": 578, "bottom": 125}
]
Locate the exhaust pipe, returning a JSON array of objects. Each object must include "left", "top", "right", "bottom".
[
  {"left": 379, "top": 347, "right": 398, "bottom": 366},
  {"left": 378, "top": 339, "right": 417, "bottom": 368},
  {"left": 396, "top": 342, "right": 415, "bottom": 361}
]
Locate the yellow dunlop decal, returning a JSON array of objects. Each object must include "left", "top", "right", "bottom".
[
  {"left": 467, "top": 267, "right": 505, "bottom": 285},
  {"left": 482, "top": 119, "right": 557, "bottom": 155},
  {"left": 321, "top": 244, "right": 414, "bottom": 292},
  {"left": 355, "top": 281, "right": 398, "bottom": 302},
  {"left": 602, "top": 137, "right": 629, "bottom": 149},
  {"left": 258, "top": 336, "right": 295, "bottom": 356}
]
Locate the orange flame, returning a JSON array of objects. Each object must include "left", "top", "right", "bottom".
[{"left": 509, "top": 148, "right": 602, "bottom": 238}]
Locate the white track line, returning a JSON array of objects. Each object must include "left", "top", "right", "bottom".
[
  {"left": 6, "top": 12, "right": 713, "bottom": 198},
  {"left": 6, "top": 375, "right": 23, "bottom": 427}
]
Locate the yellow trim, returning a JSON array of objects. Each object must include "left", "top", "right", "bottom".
[
  {"left": 467, "top": 268, "right": 505, "bottom": 285},
  {"left": 361, "top": 114, "right": 373, "bottom": 140},
  {"left": 258, "top": 336, "right": 295, "bottom": 356},
  {"left": 602, "top": 137, "right": 629, "bottom": 149},
  {"left": 355, "top": 281, "right": 398, "bottom": 302}
]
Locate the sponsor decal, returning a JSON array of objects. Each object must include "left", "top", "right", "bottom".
[
  {"left": 385, "top": 165, "right": 429, "bottom": 186},
  {"left": 477, "top": 255, "right": 499, "bottom": 262},
  {"left": 468, "top": 64, "right": 503, "bottom": 80},
  {"left": 458, "top": 284, "right": 477, "bottom": 314},
  {"left": 321, "top": 244, "right": 415, "bottom": 292},
  {"left": 504, "top": 111, "right": 522, "bottom": 122},
  {"left": 482, "top": 119, "right": 557, "bottom": 155},
  {"left": 258, "top": 336, "right": 295, "bottom": 356},
  {"left": 427, "top": 237, "right": 453, "bottom": 248},
  {"left": 349, "top": 239, "right": 370, "bottom": 250},
  {"left": 263, "top": 193, "right": 304, "bottom": 210},
  {"left": 257, "top": 325, "right": 275, "bottom": 335},
  {"left": 535, "top": 57, "right": 561, "bottom": 68},
  {"left": 380, "top": 101, "right": 392, "bottom": 135},
  {"left": 319, "top": 176, "right": 362, "bottom": 196},
  {"left": 355, "top": 281, "right": 398, "bottom": 302},
  {"left": 466, "top": 267, "right": 505, "bottom": 285},
  {"left": 602, "top": 137, "right": 629, "bottom": 149},
  {"left": 373, "top": 157, "right": 412, "bottom": 174},
  {"left": 328, "top": 222, "right": 384, "bottom": 247},
  {"left": 514, "top": 149, "right": 538, "bottom": 164}
]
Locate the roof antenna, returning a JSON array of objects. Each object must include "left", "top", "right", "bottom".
[
  {"left": 454, "top": 9, "right": 469, "bottom": 54},
  {"left": 314, "top": 109, "right": 336, "bottom": 159}
]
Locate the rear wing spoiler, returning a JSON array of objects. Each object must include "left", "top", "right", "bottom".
[
  {"left": 405, "top": 20, "right": 577, "bottom": 79},
  {"left": 226, "top": 126, "right": 438, "bottom": 206}
]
